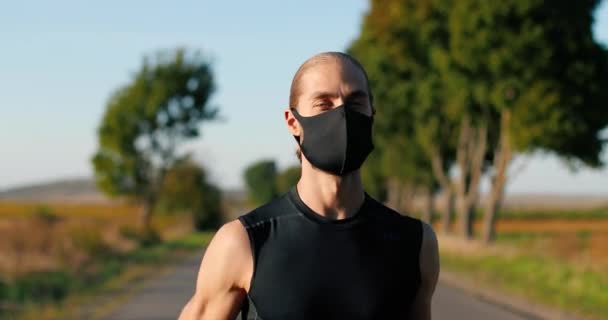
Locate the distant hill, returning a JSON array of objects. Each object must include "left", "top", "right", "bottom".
[
  {"left": 0, "top": 177, "right": 250, "bottom": 207},
  {"left": 0, "top": 178, "right": 112, "bottom": 204}
]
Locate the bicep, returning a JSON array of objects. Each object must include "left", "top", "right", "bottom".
[
  {"left": 179, "top": 220, "right": 252, "bottom": 320},
  {"left": 409, "top": 221, "right": 439, "bottom": 320}
]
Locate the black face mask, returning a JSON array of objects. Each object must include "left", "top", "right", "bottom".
[{"left": 291, "top": 104, "right": 374, "bottom": 176}]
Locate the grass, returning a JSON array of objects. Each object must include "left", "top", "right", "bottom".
[
  {"left": 496, "top": 207, "right": 607, "bottom": 220},
  {"left": 4, "top": 231, "right": 215, "bottom": 320},
  {"left": 435, "top": 204, "right": 608, "bottom": 319},
  {"left": 440, "top": 249, "right": 608, "bottom": 319}
]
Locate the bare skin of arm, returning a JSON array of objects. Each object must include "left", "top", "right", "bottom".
[
  {"left": 408, "top": 221, "right": 440, "bottom": 320},
  {"left": 178, "top": 220, "right": 253, "bottom": 320}
]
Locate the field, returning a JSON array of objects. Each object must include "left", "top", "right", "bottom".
[
  {"left": 0, "top": 200, "right": 204, "bottom": 319},
  {"left": 435, "top": 206, "right": 608, "bottom": 320}
]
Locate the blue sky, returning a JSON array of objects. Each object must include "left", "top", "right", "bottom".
[{"left": 1, "top": 0, "right": 607, "bottom": 195}]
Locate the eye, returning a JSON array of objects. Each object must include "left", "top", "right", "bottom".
[{"left": 314, "top": 101, "right": 332, "bottom": 109}]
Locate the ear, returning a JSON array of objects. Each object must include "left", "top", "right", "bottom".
[{"left": 285, "top": 107, "right": 302, "bottom": 137}]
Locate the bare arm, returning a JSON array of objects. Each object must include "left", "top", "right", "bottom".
[
  {"left": 178, "top": 219, "right": 253, "bottom": 320},
  {"left": 409, "top": 221, "right": 440, "bottom": 320}
]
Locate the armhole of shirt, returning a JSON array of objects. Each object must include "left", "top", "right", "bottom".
[{"left": 237, "top": 216, "right": 257, "bottom": 296}]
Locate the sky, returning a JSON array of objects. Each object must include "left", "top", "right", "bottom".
[{"left": 1, "top": 0, "right": 607, "bottom": 195}]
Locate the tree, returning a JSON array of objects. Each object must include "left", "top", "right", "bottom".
[
  {"left": 349, "top": 0, "right": 455, "bottom": 224},
  {"left": 91, "top": 48, "right": 217, "bottom": 232},
  {"left": 444, "top": 0, "right": 608, "bottom": 242},
  {"left": 158, "top": 154, "right": 223, "bottom": 231},
  {"left": 350, "top": 0, "right": 608, "bottom": 242},
  {"left": 244, "top": 160, "right": 278, "bottom": 206},
  {"left": 360, "top": 147, "right": 389, "bottom": 203},
  {"left": 276, "top": 165, "right": 301, "bottom": 194}
]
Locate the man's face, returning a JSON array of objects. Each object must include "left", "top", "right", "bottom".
[
  {"left": 293, "top": 60, "right": 373, "bottom": 118},
  {"left": 285, "top": 58, "right": 375, "bottom": 168}
]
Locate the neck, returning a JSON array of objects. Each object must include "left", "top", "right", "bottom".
[{"left": 296, "top": 159, "right": 365, "bottom": 220}]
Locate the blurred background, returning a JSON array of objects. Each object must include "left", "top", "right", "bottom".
[{"left": 1, "top": 0, "right": 607, "bottom": 319}]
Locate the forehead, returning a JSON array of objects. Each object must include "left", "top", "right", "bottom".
[{"left": 298, "top": 59, "right": 368, "bottom": 99}]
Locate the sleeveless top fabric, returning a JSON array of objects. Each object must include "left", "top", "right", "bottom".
[{"left": 237, "top": 185, "right": 424, "bottom": 319}]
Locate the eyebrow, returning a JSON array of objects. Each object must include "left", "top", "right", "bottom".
[{"left": 310, "top": 89, "right": 369, "bottom": 100}]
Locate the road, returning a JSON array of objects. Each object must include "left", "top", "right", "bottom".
[{"left": 103, "top": 254, "right": 530, "bottom": 320}]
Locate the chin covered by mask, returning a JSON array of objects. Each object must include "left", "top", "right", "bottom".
[{"left": 291, "top": 104, "right": 374, "bottom": 176}]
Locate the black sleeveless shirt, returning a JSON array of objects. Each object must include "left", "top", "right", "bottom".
[{"left": 237, "top": 185, "right": 423, "bottom": 320}]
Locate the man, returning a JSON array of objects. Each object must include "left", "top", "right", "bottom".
[{"left": 178, "top": 52, "right": 439, "bottom": 320}]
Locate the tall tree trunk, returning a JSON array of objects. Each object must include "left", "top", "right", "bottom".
[
  {"left": 421, "top": 186, "right": 433, "bottom": 223},
  {"left": 139, "top": 167, "right": 167, "bottom": 232},
  {"left": 454, "top": 116, "right": 487, "bottom": 239},
  {"left": 483, "top": 109, "right": 512, "bottom": 243},
  {"left": 458, "top": 200, "right": 475, "bottom": 239},
  {"left": 430, "top": 146, "right": 454, "bottom": 234},
  {"left": 441, "top": 189, "right": 455, "bottom": 234},
  {"left": 139, "top": 194, "right": 155, "bottom": 232},
  {"left": 429, "top": 115, "right": 487, "bottom": 239}
]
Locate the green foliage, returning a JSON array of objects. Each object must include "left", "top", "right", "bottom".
[
  {"left": 0, "top": 277, "right": 8, "bottom": 301},
  {"left": 360, "top": 147, "right": 388, "bottom": 201},
  {"left": 162, "top": 231, "right": 215, "bottom": 251},
  {"left": 158, "top": 155, "right": 206, "bottom": 212},
  {"left": 118, "top": 223, "right": 161, "bottom": 248},
  {"left": 69, "top": 226, "right": 116, "bottom": 259},
  {"left": 192, "top": 183, "right": 223, "bottom": 231},
  {"left": 128, "top": 231, "right": 213, "bottom": 264},
  {"left": 91, "top": 47, "right": 218, "bottom": 231},
  {"left": 349, "top": 0, "right": 454, "bottom": 196},
  {"left": 158, "top": 154, "right": 224, "bottom": 231},
  {"left": 119, "top": 225, "right": 141, "bottom": 241},
  {"left": 138, "top": 228, "right": 162, "bottom": 247},
  {"left": 443, "top": 0, "right": 608, "bottom": 167},
  {"left": 244, "top": 159, "right": 278, "bottom": 206},
  {"left": 11, "top": 271, "right": 73, "bottom": 303},
  {"left": 276, "top": 165, "right": 301, "bottom": 194},
  {"left": 30, "top": 205, "right": 61, "bottom": 224},
  {"left": 350, "top": 0, "right": 608, "bottom": 237}
]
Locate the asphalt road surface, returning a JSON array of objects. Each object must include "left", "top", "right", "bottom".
[{"left": 103, "top": 254, "right": 529, "bottom": 320}]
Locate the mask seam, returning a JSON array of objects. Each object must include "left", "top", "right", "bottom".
[{"left": 339, "top": 106, "right": 348, "bottom": 174}]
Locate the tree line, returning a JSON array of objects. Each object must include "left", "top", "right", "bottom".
[
  {"left": 91, "top": 1, "right": 608, "bottom": 245},
  {"left": 349, "top": 0, "right": 608, "bottom": 242}
]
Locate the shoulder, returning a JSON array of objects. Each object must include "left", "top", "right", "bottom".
[
  {"left": 203, "top": 218, "right": 252, "bottom": 272},
  {"left": 181, "top": 220, "right": 252, "bottom": 319},
  {"left": 365, "top": 195, "right": 437, "bottom": 258},
  {"left": 419, "top": 221, "right": 439, "bottom": 267},
  {"left": 211, "top": 219, "right": 250, "bottom": 252},
  {"left": 193, "top": 218, "right": 253, "bottom": 293},
  {"left": 366, "top": 195, "right": 425, "bottom": 235},
  {"left": 238, "top": 191, "right": 294, "bottom": 228},
  {"left": 418, "top": 220, "right": 439, "bottom": 289}
]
